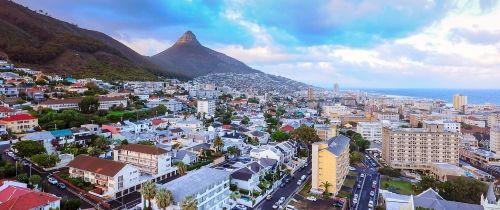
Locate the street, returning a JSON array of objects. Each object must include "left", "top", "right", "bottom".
[
  {"left": 252, "top": 162, "right": 311, "bottom": 210},
  {"left": 351, "top": 154, "right": 380, "bottom": 210},
  {"left": 0, "top": 144, "right": 93, "bottom": 209}
]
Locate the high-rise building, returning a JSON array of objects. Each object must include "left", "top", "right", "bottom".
[
  {"left": 357, "top": 122, "right": 383, "bottom": 143},
  {"left": 334, "top": 83, "right": 339, "bottom": 93},
  {"left": 311, "top": 135, "right": 350, "bottom": 195},
  {"left": 197, "top": 98, "right": 215, "bottom": 116},
  {"left": 381, "top": 123, "right": 460, "bottom": 171},
  {"left": 307, "top": 87, "right": 314, "bottom": 100},
  {"left": 453, "top": 94, "right": 468, "bottom": 112},
  {"left": 490, "top": 126, "right": 500, "bottom": 153}
]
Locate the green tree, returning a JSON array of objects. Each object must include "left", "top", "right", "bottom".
[
  {"left": 78, "top": 96, "right": 99, "bottom": 114},
  {"left": 92, "top": 136, "right": 110, "bottom": 149},
  {"left": 155, "top": 188, "right": 173, "bottom": 210},
  {"left": 349, "top": 151, "right": 364, "bottom": 164},
  {"left": 320, "top": 181, "right": 333, "bottom": 194},
  {"left": 16, "top": 173, "right": 28, "bottom": 183},
  {"left": 13, "top": 141, "right": 46, "bottom": 157},
  {"left": 175, "top": 161, "right": 187, "bottom": 176},
  {"left": 416, "top": 176, "right": 441, "bottom": 193},
  {"left": 227, "top": 146, "right": 240, "bottom": 157},
  {"left": 241, "top": 116, "right": 250, "bottom": 125},
  {"left": 180, "top": 195, "right": 198, "bottom": 210},
  {"left": 271, "top": 131, "right": 290, "bottom": 142},
  {"left": 60, "top": 199, "right": 81, "bottom": 210},
  {"left": 440, "top": 176, "right": 487, "bottom": 204},
  {"left": 29, "top": 174, "right": 42, "bottom": 186},
  {"left": 141, "top": 181, "right": 157, "bottom": 210},
  {"left": 138, "top": 140, "right": 155, "bottom": 146},
  {"left": 31, "top": 153, "right": 60, "bottom": 168},
  {"left": 290, "top": 125, "right": 321, "bottom": 144}
]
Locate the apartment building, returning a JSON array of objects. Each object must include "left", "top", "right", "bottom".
[
  {"left": 453, "top": 94, "right": 467, "bottom": 112},
  {"left": 144, "top": 168, "right": 231, "bottom": 210},
  {"left": 460, "top": 147, "right": 500, "bottom": 169},
  {"left": 0, "top": 114, "right": 38, "bottom": 133},
  {"left": 311, "top": 135, "right": 350, "bottom": 195},
  {"left": 490, "top": 126, "right": 500, "bottom": 153},
  {"left": 315, "top": 124, "right": 337, "bottom": 141},
  {"left": 197, "top": 98, "right": 215, "bottom": 116},
  {"left": 67, "top": 155, "right": 141, "bottom": 198},
  {"left": 381, "top": 123, "right": 460, "bottom": 171},
  {"left": 375, "top": 112, "right": 399, "bottom": 122},
  {"left": 322, "top": 104, "right": 350, "bottom": 117},
  {"left": 113, "top": 144, "right": 176, "bottom": 181},
  {"left": 37, "top": 96, "right": 127, "bottom": 111},
  {"left": 357, "top": 121, "right": 382, "bottom": 143},
  {"left": 488, "top": 114, "right": 500, "bottom": 127}
]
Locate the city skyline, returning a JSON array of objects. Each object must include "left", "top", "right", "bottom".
[{"left": 14, "top": 0, "right": 500, "bottom": 88}]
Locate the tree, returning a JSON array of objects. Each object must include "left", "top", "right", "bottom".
[
  {"left": 241, "top": 116, "right": 250, "bottom": 125},
  {"left": 78, "top": 96, "right": 99, "bottom": 114},
  {"left": 416, "top": 176, "right": 441, "bottom": 193},
  {"left": 320, "top": 181, "right": 333, "bottom": 194},
  {"left": 227, "top": 146, "right": 240, "bottom": 157},
  {"left": 31, "top": 153, "right": 60, "bottom": 168},
  {"left": 16, "top": 173, "right": 28, "bottom": 183},
  {"left": 175, "top": 161, "right": 187, "bottom": 176},
  {"left": 138, "top": 140, "right": 155, "bottom": 146},
  {"left": 141, "top": 181, "right": 157, "bottom": 210},
  {"left": 349, "top": 151, "right": 364, "bottom": 164},
  {"left": 60, "top": 199, "right": 81, "bottom": 210},
  {"left": 213, "top": 136, "right": 224, "bottom": 153},
  {"left": 155, "top": 188, "right": 173, "bottom": 210},
  {"left": 29, "top": 174, "right": 42, "bottom": 187},
  {"left": 181, "top": 195, "right": 198, "bottom": 210},
  {"left": 290, "top": 125, "right": 321, "bottom": 144},
  {"left": 93, "top": 136, "right": 110, "bottom": 149},
  {"left": 271, "top": 131, "right": 290, "bottom": 142},
  {"left": 13, "top": 141, "right": 46, "bottom": 157}
]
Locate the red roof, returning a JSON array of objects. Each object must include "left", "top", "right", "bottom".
[
  {"left": 0, "top": 106, "right": 15, "bottom": 113},
  {"left": 0, "top": 114, "right": 36, "bottom": 122},
  {"left": 0, "top": 186, "right": 59, "bottom": 210},
  {"left": 152, "top": 119, "right": 162, "bottom": 126},
  {"left": 280, "top": 125, "right": 295, "bottom": 132}
]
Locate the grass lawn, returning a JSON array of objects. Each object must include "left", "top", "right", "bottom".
[
  {"left": 381, "top": 180, "right": 414, "bottom": 195},
  {"left": 299, "top": 180, "right": 312, "bottom": 197},
  {"left": 343, "top": 177, "right": 355, "bottom": 188}
]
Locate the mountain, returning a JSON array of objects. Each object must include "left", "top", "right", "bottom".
[
  {"left": 149, "top": 31, "right": 260, "bottom": 78},
  {"left": 0, "top": 1, "right": 182, "bottom": 81}
]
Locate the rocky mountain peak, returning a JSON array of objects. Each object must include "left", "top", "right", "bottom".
[{"left": 175, "top": 30, "right": 200, "bottom": 46}]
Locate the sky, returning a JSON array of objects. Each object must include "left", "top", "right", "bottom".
[{"left": 14, "top": 0, "right": 500, "bottom": 89}]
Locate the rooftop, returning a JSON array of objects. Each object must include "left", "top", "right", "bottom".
[
  {"left": 116, "top": 144, "right": 167, "bottom": 155},
  {"left": 67, "top": 155, "right": 126, "bottom": 177}
]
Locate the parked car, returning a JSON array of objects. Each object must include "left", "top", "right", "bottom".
[
  {"left": 368, "top": 200, "right": 374, "bottom": 208},
  {"left": 48, "top": 178, "right": 58, "bottom": 185},
  {"left": 306, "top": 196, "right": 317, "bottom": 201},
  {"left": 286, "top": 205, "right": 297, "bottom": 210},
  {"left": 278, "top": 197, "right": 286, "bottom": 204},
  {"left": 57, "top": 183, "right": 66, "bottom": 189},
  {"left": 272, "top": 203, "right": 279, "bottom": 209},
  {"left": 280, "top": 183, "right": 286, "bottom": 188},
  {"left": 285, "top": 178, "right": 290, "bottom": 183},
  {"left": 372, "top": 183, "right": 377, "bottom": 189},
  {"left": 370, "top": 191, "right": 375, "bottom": 196},
  {"left": 267, "top": 195, "right": 273, "bottom": 200},
  {"left": 349, "top": 166, "right": 356, "bottom": 171},
  {"left": 353, "top": 197, "right": 358, "bottom": 204},
  {"left": 360, "top": 173, "right": 365, "bottom": 178},
  {"left": 300, "top": 175, "right": 306, "bottom": 180},
  {"left": 357, "top": 184, "right": 361, "bottom": 189},
  {"left": 297, "top": 180, "right": 302, "bottom": 185}
]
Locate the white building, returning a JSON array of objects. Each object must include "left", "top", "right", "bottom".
[
  {"left": 144, "top": 168, "right": 231, "bottom": 210},
  {"left": 357, "top": 121, "right": 382, "bottom": 143},
  {"left": 197, "top": 99, "right": 215, "bottom": 117}
]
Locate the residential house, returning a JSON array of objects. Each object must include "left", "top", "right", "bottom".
[
  {"left": 173, "top": 150, "right": 199, "bottom": 165},
  {"left": 67, "top": 155, "right": 141, "bottom": 198},
  {"left": 0, "top": 114, "right": 38, "bottom": 133},
  {"left": 0, "top": 184, "right": 60, "bottom": 210}
]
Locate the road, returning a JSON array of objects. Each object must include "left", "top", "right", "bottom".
[
  {"left": 351, "top": 154, "right": 380, "bottom": 210},
  {"left": 252, "top": 161, "right": 311, "bottom": 210},
  {"left": 0, "top": 144, "right": 93, "bottom": 209}
]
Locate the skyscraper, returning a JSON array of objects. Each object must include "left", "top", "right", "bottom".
[
  {"left": 307, "top": 87, "right": 314, "bottom": 100},
  {"left": 453, "top": 94, "right": 467, "bottom": 112},
  {"left": 334, "top": 83, "right": 339, "bottom": 93}
]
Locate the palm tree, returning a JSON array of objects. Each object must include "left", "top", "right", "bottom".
[
  {"left": 155, "top": 188, "right": 173, "bottom": 210},
  {"left": 213, "top": 136, "right": 224, "bottom": 153},
  {"left": 141, "top": 181, "right": 157, "bottom": 210},
  {"left": 181, "top": 195, "right": 198, "bottom": 210},
  {"left": 175, "top": 161, "right": 187, "bottom": 176},
  {"left": 320, "top": 181, "right": 333, "bottom": 194}
]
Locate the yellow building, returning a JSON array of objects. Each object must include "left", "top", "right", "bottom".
[
  {"left": 453, "top": 94, "right": 467, "bottom": 112},
  {"left": 0, "top": 114, "right": 38, "bottom": 133},
  {"left": 311, "top": 135, "right": 350, "bottom": 195}
]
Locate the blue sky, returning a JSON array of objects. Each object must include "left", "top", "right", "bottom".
[{"left": 15, "top": 0, "right": 500, "bottom": 89}]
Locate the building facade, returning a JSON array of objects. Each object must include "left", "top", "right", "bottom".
[
  {"left": 197, "top": 99, "right": 215, "bottom": 116},
  {"left": 311, "top": 135, "right": 350, "bottom": 195},
  {"left": 113, "top": 144, "right": 175, "bottom": 181},
  {"left": 357, "top": 122, "right": 383, "bottom": 143}
]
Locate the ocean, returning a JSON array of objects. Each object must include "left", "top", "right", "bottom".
[{"left": 359, "top": 89, "right": 500, "bottom": 105}]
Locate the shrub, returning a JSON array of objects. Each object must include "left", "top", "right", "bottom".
[
  {"left": 230, "top": 184, "right": 237, "bottom": 191},
  {"left": 239, "top": 189, "right": 249, "bottom": 195},
  {"left": 31, "top": 153, "right": 60, "bottom": 168}
]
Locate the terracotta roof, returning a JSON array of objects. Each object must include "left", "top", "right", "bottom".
[
  {"left": 39, "top": 98, "right": 82, "bottom": 105},
  {"left": 67, "top": 155, "right": 126, "bottom": 177},
  {"left": 116, "top": 144, "right": 167, "bottom": 155},
  {"left": 0, "top": 186, "right": 59, "bottom": 210},
  {"left": 99, "top": 96, "right": 127, "bottom": 101},
  {"left": 0, "top": 114, "right": 36, "bottom": 121}
]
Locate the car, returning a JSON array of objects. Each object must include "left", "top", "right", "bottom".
[
  {"left": 370, "top": 191, "right": 375, "bottom": 196},
  {"left": 372, "top": 162, "right": 377, "bottom": 167},
  {"left": 373, "top": 181, "right": 377, "bottom": 185},
  {"left": 234, "top": 204, "right": 247, "bottom": 210},
  {"left": 48, "top": 178, "right": 58, "bottom": 185},
  {"left": 353, "top": 197, "right": 358, "bottom": 204},
  {"left": 306, "top": 196, "right": 317, "bottom": 201},
  {"left": 300, "top": 175, "right": 306, "bottom": 180},
  {"left": 285, "top": 178, "right": 290, "bottom": 183},
  {"left": 267, "top": 195, "right": 273, "bottom": 200},
  {"left": 22, "top": 160, "right": 29, "bottom": 166},
  {"left": 286, "top": 205, "right": 297, "bottom": 210},
  {"left": 368, "top": 200, "right": 374, "bottom": 208},
  {"left": 7, "top": 152, "right": 14, "bottom": 157},
  {"left": 360, "top": 173, "right": 365, "bottom": 178},
  {"left": 307, "top": 170, "right": 312, "bottom": 175},
  {"left": 349, "top": 166, "right": 356, "bottom": 171},
  {"left": 372, "top": 184, "right": 377, "bottom": 188},
  {"left": 272, "top": 204, "right": 279, "bottom": 209},
  {"left": 357, "top": 184, "right": 361, "bottom": 189},
  {"left": 57, "top": 183, "right": 66, "bottom": 189},
  {"left": 280, "top": 183, "right": 286, "bottom": 188},
  {"left": 297, "top": 180, "right": 302, "bottom": 185},
  {"left": 278, "top": 197, "right": 286, "bottom": 204}
]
